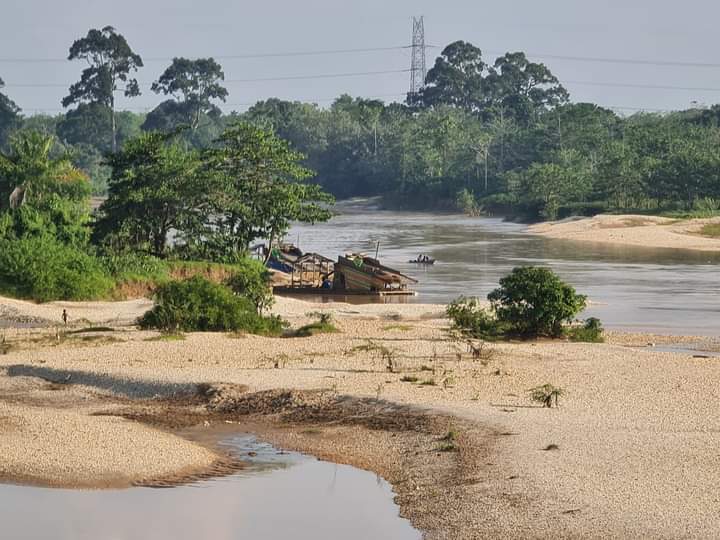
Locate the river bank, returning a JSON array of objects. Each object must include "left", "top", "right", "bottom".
[
  {"left": 529, "top": 214, "right": 720, "bottom": 251},
  {"left": 2, "top": 295, "right": 720, "bottom": 538}
]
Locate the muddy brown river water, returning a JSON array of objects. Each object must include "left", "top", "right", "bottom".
[{"left": 289, "top": 199, "right": 720, "bottom": 336}]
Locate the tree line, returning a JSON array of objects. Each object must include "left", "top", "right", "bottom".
[{"left": 3, "top": 28, "right": 720, "bottom": 220}]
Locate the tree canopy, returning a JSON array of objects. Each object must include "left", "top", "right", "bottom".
[
  {"left": 0, "top": 77, "right": 21, "bottom": 150},
  {"left": 198, "top": 122, "right": 334, "bottom": 258},
  {"left": 149, "top": 57, "right": 228, "bottom": 130},
  {"left": 94, "top": 131, "right": 206, "bottom": 257},
  {"left": 63, "top": 26, "right": 143, "bottom": 152}
]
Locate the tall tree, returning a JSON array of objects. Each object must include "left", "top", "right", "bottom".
[
  {"left": 0, "top": 77, "right": 21, "bottom": 149},
  {"left": 94, "top": 132, "right": 206, "bottom": 258},
  {"left": 149, "top": 57, "right": 228, "bottom": 130},
  {"left": 410, "top": 41, "right": 487, "bottom": 113},
  {"left": 62, "top": 26, "right": 143, "bottom": 152},
  {"left": 200, "top": 122, "right": 333, "bottom": 259},
  {"left": 486, "top": 52, "right": 569, "bottom": 124}
]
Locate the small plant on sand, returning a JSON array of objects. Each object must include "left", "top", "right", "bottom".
[
  {"left": 0, "top": 334, "right": 10, "bottom": 355},
  {"left": 566, "top": 317, "right": 604, "bottom": 343},
  {"left": 382, "top": 346, "right": 397, "bottom": 373},
  {"left": 67, "top": 326, "right": 115, "bottom": 334},
  {"left": 465, "top": 339, "right": 495, "bottom": 364},
  {"left": 437, "top": 428, "right": 458, "bottom": 452},
  {"left": 273, "top": 353, "right": 290, "bottom": 369},
  {"left": 144, "top": 332, "right": 186, "bottom": 342},
  {"left": 291, "top": 312, "right": 339, "bottom": 337},
  {"left": 441, "top": 376, "right": 456, "bottom": 389},
  {"left": 528, "top": 384, "right": 565, "bottom": 408},
  {"left": 382, "top": 324, "right": 413, "bottom": 332},
  {"left": 350, "top": 339, "right": 398, "bottom": 372}
]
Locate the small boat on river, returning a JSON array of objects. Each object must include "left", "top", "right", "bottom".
[{"left": 408, "top": 257, "right": 435, "bottom": 265}]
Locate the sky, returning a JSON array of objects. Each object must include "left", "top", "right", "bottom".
[{"left": 1, "top": 0, "right": 720, "bottom": 116}]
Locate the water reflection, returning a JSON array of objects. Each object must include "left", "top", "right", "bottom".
[
  {"left": 0, "top": 434, "right": 420, "bottom": 540},
  {"left": 289, "top": 201, "right": 720, "bottom": 335}
]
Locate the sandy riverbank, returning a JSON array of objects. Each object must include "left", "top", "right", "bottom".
[
  {"left": 529, "top": 214, "right": 720, "bottom": 251},
  {"left": 2, "top": 294, "right": 720, "bottom": 538}
]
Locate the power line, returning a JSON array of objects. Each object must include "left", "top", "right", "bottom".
[
  {"left": 3, "top": 68, "right": 410, "bottom": 89},
  {"left": 565, "top": 80, "right": 720, "bottom": 92},
  {"left": 0, "top": 45, "right": 413, "bottom": 64},
  {"left": 19, "top": 92, "right": 410, "bottom": 113},
  {"left": 482, "top": 49, "right": 720, "bottom": 69}
]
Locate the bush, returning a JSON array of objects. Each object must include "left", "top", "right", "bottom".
[
  {"left": 225, "top": 257, "right": 274, "bottom": 313},
  {"left": 290, "top": 312, "right": 339, "bottom": 337},
  {"left": 566, "top": 317, "right": 604, "bottom": 343},
  {"left": 138, "top": 276, "right": 283, "bottom": 334},
  {"left": 446, "top": 297, "right": 508, "bottom": 340},
  {"left": 487, "top": 267, "right": 587, "bottom": 338},
  {"left": 100, "top": 252, "right": 169, "bottom": 282},
  {"left": 455, "top": 189, "right": 483, "bottom": 216},
  {"left": 0, "top": 236, "right": 113, "bottom": 301}
]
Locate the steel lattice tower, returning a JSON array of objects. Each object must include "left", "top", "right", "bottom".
[{"left": 410, "top": 16, "right": 427, "bottom": 95}]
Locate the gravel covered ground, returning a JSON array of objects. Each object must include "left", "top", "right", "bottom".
[{"left": 1, "top": 294, "right": 720, "bottom": 538}]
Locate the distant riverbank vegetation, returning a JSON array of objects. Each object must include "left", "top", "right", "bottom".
[
  {"left": 1, "top": 26, "right": 720, "bottom": 301},
  {"left": 3, "top": 29, "right": 719, "bottom": 222}
]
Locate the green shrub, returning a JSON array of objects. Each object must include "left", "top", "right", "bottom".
[
  {"left": 446, "top": 297, "right": 508, "bottom": 340},
  {"left": 0, "top": 236, "right": 113, "bottom": 301},
  {"left": 291, "top": 312, "right": 339, "bottom": 337},
  {"left": 225, "top": 257, "right": 274, "bottom": 313},
  {"left": 488, "top": 267, "right": 586, "bottom": 337},
  {"left": 100, "top": 252, "right": 168, "bottom": 282},
  {"left": 138, "top": 276, "right": 284, "bottom": 334},
  {"left": 699, "top": 223, "right": 720, "bottom": 238},
  {"left": 691, "top": 197, "right": 720, "bottom": 218},
  {"left": 455, "top": 188, "right": 483, "bottom": 216},
  {"left": 566, "top": 317, "right": 604, "bottom": 343}
]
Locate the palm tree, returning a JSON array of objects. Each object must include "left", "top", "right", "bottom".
[{"left": 0, "top": 131, "right": 88, "bottom": 211}]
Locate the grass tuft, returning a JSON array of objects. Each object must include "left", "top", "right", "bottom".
[{"left": 144, "top": 333, "right": 186, "bottom": 342}]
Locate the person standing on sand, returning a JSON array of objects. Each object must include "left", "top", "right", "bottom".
[{"left": 62, "top": 309, "right": 68, "bottom": 326}]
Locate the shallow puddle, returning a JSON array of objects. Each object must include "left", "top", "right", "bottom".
[{"left": 0, "top": 433, "right": 420, "bottom": 540}]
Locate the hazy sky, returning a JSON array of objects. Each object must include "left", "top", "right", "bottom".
[{"left": 1, "top": 0, "right": 719, "bottom": 115}]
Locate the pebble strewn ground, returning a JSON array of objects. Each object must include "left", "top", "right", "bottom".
[{"left": 1, "top": 294, "right": 719, "bottom": 538}]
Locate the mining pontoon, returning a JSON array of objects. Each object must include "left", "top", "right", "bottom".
[{"left": 270, "top": 249, "right": 417, "bottom": 297}]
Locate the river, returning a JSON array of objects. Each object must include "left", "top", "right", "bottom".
[
  {"left": 289, "top": 199, "right": 720, "bottom": 336},
  {"left": 0, "top": 433, "right": 420, "bottom": 540}
]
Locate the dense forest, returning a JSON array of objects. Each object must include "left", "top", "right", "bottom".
[{"left": 3, "top": 26, "right": 720, "bottom": 224}]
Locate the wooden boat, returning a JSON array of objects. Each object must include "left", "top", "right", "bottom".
[
  {"left": 333, "top": 254, "right": 417, "bottom": 293},
  {"left": 408, "top": 258, "right": 435, "bottom": 265}
]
